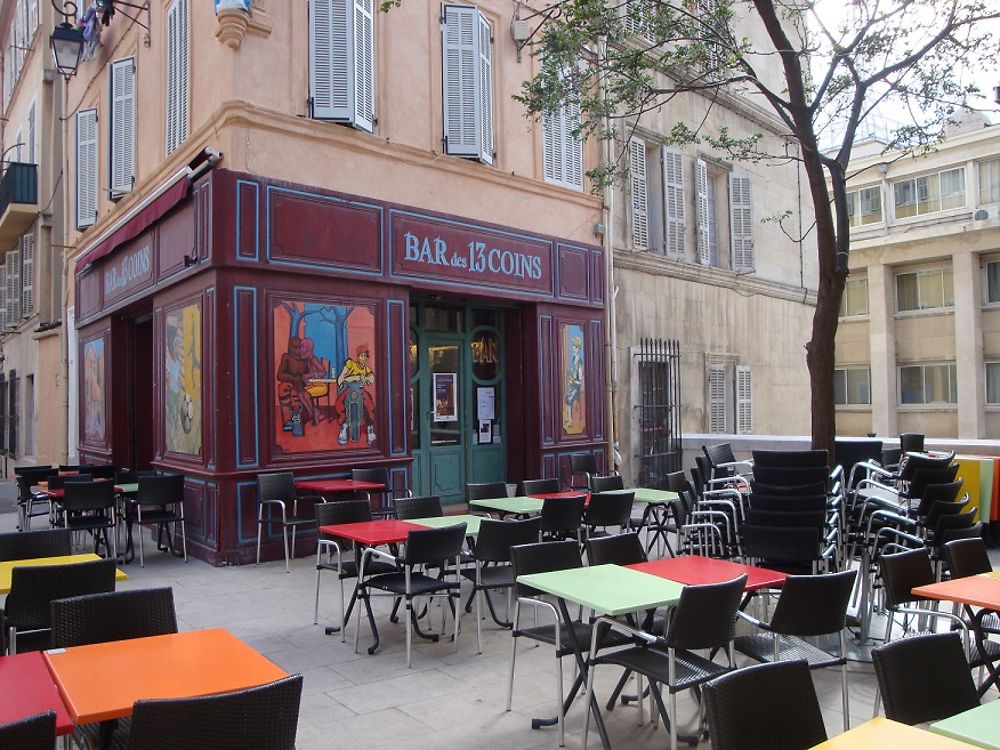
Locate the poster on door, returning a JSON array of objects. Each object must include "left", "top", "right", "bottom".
[
  {"left": 561, "top": 323, "right": 586, "bottom": 435},
  {"left": 433, "top": 373, "right": 457, "bottom": 422}
]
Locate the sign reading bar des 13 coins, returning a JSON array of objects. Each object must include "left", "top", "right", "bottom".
[
  {"left": 390, "top": 211, "right": 554, "bottom": 296},
  {"left": 103, "top": 241, "right": 154, "bottom": 304}
]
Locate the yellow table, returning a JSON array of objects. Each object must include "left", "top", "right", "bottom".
[
  {"left": 811, "top": 717, "right": 978, "bottom": 748},
  {"left": 0, "top": 554, "right": 128, "bottom": 594}
]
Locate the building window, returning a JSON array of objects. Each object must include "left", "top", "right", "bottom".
[
  {"left": 633, "top": 338, "right": 682, "bottom": 486},
  {"left": 23, "top": 373, "right": 32, "bottom": 456},
  {"left": 308, "top": 0, "right": 375, "bottom": 133},
  {"left": 840, "top": 276, "right": 869, "bottom": 317},
  {"left": 896, "top": 266, "right": 954, "bottom": 312},
  {"left": 834, "top": 367, "right": 871, "bottom": 405},
  {"left": 696, "top": 159, "right": 753, "bottom": 271},
  {"left": 847, "top": 185, "right": 882, "bottom": 227},
  {"left": 899, "top": 363, "right": 957, "bottom": 405},
  {"left": 75, "top": 108, "right": 98, "bottom": 229},
  {"left": 986, "top": 260, "right": 1000, "bottom": 304},
  {"left": 7, "top": 369, "right": 17, "bottom": 459},
  {"left": 629, "top": 137, "right": 649, "bottom": 250},
  {"left": 20, "top": 232, "right": 32, "bottom": 317},
  {"left": 165, "top": 0, "right": 190, "bottom": 154},
  {"left": 5, "top": 247, "right": 20, "bottom": 326},
  {"left": 707, "top": 361, "right": 752, "bottom": 434},
  {"left": 542, "top": 79, "right": 583, "bottom": 191},
  {"left": 893, "top": 167, "right": 966, "bottom": 218},
  {"left": 632, "top": 142, "right": 687, "bottom": 258},
  {"left": 987, "top": 362, "right": 1000, "bottom": 404},
  {"left": 979, "top": 158, "right": 1000, "bottom": 205},
  {"left": 441, "top": 4, "right": 494, "bottom": 165},
  {"left": 109, "top": 57, "right": 136, "bottom": 196}
]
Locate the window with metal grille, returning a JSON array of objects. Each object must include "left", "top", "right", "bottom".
[{"left": 634, "top": 338, "right": 682, "bottom": 488}]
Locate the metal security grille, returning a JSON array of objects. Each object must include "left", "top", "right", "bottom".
[{"left": 635, "top": 338, "right": 682, "bottom": 488}]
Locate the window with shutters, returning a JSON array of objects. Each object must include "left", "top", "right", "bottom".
[
  {"left": 729, "top": 172, "right": 753, "bottom": 271},
  {"left": 630, "top": 137, "right": 648, "bottom": 250},
  {"left": 166, "top": 0, "right": 189, "bottom": 154},
  {"left": 109, "top": 57, "right": 136, "bottom": 196},
  {"left": 20, "top": 232, "right": 33, "bottom": 317},
  {"left": 623, "top": 0, "right": 657, "bottom": 43},
  {"left": 0, "top": 263, "right": 7, "bottom": 330},
  {"left": 696, "top": 159, "right": 752, "bottom": 270},
  {"left": 735, "top": 365, "right": 752, "bottom": 434},
  {"left": 309, "top": 0, "right": 375, "bottom": 132},
  {"left": 706, "top": 358, "right": 752, "bottom": 434},
  {"left": 76, "top": 108, "right": 98, "bottom": 229},
  {"left": 441, "top": 4, "right": 494, "bottom": 165},
  {"left": 6, "top": 248, "right": 20, "bottom": 326},
  {"left": 23, "top": 374, "right": 32, "bottom": 457},
  {"left": 8, "top": 370, "right": 17, "bottom": 459},
  {"left": 0, "top": 375, "right": 6, "bottom": 455},
  {"left": 633, "top": 144, "right": 686, "bottom": 258},
  {"left": 662, "top": 148, "right": 685, "bottom": 258},
  {"left": 541, "top": 76, "right": 583, "bottom": 191}
]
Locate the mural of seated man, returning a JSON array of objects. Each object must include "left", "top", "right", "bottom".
[{"left": 333, "top": 344, "right": 376, "bottom": 445}]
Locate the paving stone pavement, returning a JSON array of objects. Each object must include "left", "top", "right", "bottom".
[{"left": 1, "top": 489, "right": 996, "bottom": 749}]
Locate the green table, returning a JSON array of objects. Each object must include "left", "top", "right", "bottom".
[
  {"left": 603, "top": 487, "right": 678, "bottom": 505},
  {"left": 469, "top": 496, "right": 543, "bottom": 516},
  {"left": 409, "top": 514, "right": 484, "bottom": 535},
  {"left": 518, "top": 563, "right": 684, "bottom": 616},
  {"left": 930, "top": 700, "right": 1000, "bottom": 749},
  {"left": 117, "top": 483, "right": 139, "bottom": 494}
]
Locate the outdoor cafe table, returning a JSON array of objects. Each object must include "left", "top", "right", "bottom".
[
  {"left": 294, "top": 478, "right": 385, "bottom": 499},
  {"left": 912, "top": 573, "right": 1000, "bottom": 697},
  {"left": 0, "top": 652, "right": 73, "bottom": 736},
  {"left": 930, "top": 699, "right": 1000, "bottom": 749},
  {"left": 628, "top": 555, "right": 787, "bottom": 592},
  {"left": 0, "top": 553, "right": 128, "bottom": 594},
  {"left": 409, "top": 514, "right": 484, "bottom": 535},
  {"left": 469, "top": 496, "right": 543, "bottom": 517},
  {"left": 516, "top": 564, "right": 685, "bottom": 750},
  {"left": 810, "top": 717, "right": 980, "bottom": 748}
]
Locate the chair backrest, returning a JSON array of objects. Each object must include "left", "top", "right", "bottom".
[
  {"left": 691, "top": 459, "right": 709, "bottom": 495},
  {"left": 702, "top": 443, "right": 739, "bottom": 478},
  {"left": 5, "top": 559, "right": 117, "bottom": 632},
  {"left": 583, "top": 492, "right": 634, "bottom": 528},
  {"left": 46, "top": 474, "right": 91, "bottom": 490},
  {"left": 768, "top": 570, "right": 857, "bottom": 636},
  {"left": 137, "top": 473, "right": 186, "bottom": 505},
  {"left": 913, "top": 478, "right": 963, "bottom": 516},
  {"left": 352, "top": 467, "right": 388, "bottom": 485},
  {"left": 539, "top": 495, "right": 585, "bottom": 534},
  {"left": 586, "top": 532, "right": 645, "bottom": 566},
  {"left": 511, "top": 539, "right": 581, "bottom": 597},
  {"left": 907, "top": 465, "right": 960, "bottom": 502},
  {"left": 316, "top": 499, "right": 372, "bottom": 527},
  {"left": 465, "top": 482, "right": 509, "bottom": 502},
  {"left": 664, "top": 471, "right": 688, "bottom": 493},
  {"left": 127, "top": 674, "right": 304, "bottom": 750},
  {"left": 590, "top": 474, "right": 625, "bottom": 492},
  {"left": 569, "top": 453, "right": 598, "bottom": 476},
  {"left": 879, "top": 547, "right": 935, "bottom": 609},
  {"left": 58, "top": 465, "right": 84, "bottom": 472},
  {"left": 833, "top": 439, "right": 882, "bottom": 477},
  {"left": 898, "top": 451, "right": 954, "bottom": 482},
  {"left": 749, "top": 481, "right": 827, "bottom": 498},
  {"left": 703, "top": 661, "right": 827, "bottom": 750},
  {"left": 932, "top": 511, "right": 979, "bottom": 546},
  {"left": 898, "top": 433, "right": 925, "bottom": 453},
  {"left": 944, "top": 537, "right": 992, "bottom": 578},
  {"left": 518, "top": 478, "right": 560, "bottom": 496},
  {"left": 665, "top": 575, "right": 746, "bottom": 650},
  {"left": 14, "top": 466, "right": 55, "bottom": 501},
  {"left": 872, "top": 631, "right": 979, "bottom": 725},
  {"left": 751, "top": 449, "right": 829, "bottom": 468},
  {"left": 51, "top": 588, "right": 178, "bottom": 648},
  {"left": 745, "top": 509, "right": 827, "bottom": 530},
  {"left": 923, "top": 498, "right": 969, "bottom": 530},
  {"left": 0, "top": 710, "right": 57, "bottom": 748},
  {"left": 403, "top": 523, "right": 467, "bottom": 566},
  {"left": 881, "top": 448, "right": 902, "bottom": 470},
  {"left": 751, "top": 465, "right": 829, "bottom": 488},
  {"left": 475, "top": 517, "right": 542, "bottom": 563},
  {"left": 741, "top": 525, "right": 821, "bottom": 566},
  {"left": 86, "top": 465, "right": 117, "bottom": 479},
  {"left": 394, "top": 495, "right": 443, "bottom": 520},
  {"left": 0, "top": 528, "right": 72, "bottom": 561},
  {"left": 256, "top": 472, "right": 296, "bottom": 503},
  {"left": 61, "top": 480, "right": 116, "bottom": 513},
  {"left": 748, "top": 494, "right": 828, "bottom": 513}
]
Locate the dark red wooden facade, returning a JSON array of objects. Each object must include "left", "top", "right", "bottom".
[{"left": 75, "top": 168, "right": 608, "bottom": 564}]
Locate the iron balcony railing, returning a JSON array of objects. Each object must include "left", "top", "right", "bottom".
[{"left": 0, "top": 162, "right": 38, "bottom": 213}]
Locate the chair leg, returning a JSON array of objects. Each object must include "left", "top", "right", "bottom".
[
  {"left": 291, "top": 525, "right": 297, "bottom": 562},
  {"left": 339, "top": 574, "right": 347, "bottom": 644},
  {"left": 180, "top": 518, "right": 188, "bottom": 562},
  {"left": 282, "top": 525, "right": 290, "bottom": 574},
  {"left": 256, "top": 515, "right": 264, "bottom": 566},
  {"left": 138, "top": 523, "right": 145, "bottom": 567},
  {"left": 506, "top": 601, "right": 519, "bottom": 711},
  {"left": 476, "top": 588, "right": 483, "bottom": 655},
  {"left": 669, "top": 653, "right": 678, "bottom": 750},
  {"left": 314, "top": 565, "right": 322, "bottom": 626},
  {"left": 841, "top": 630, "right": 850, "bottom": 731},
  {"left": 452, "top": 591, "right": 460, "bottom": 654},
  {"left": 406, "top": 597, "right": 413, "bottom": 668},
  {"left": 556, "top": 654, "right": 565, "bottom": 747}
]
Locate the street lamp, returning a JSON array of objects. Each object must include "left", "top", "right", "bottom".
[{"left": 49, "top": 1, "right": 83, "bottom": 78}]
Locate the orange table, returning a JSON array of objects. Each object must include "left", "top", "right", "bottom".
[
  {"left": 43, "top": 628, "right": 287, "bottom": 725},
  {"left": 810, "top": 717, "right": 981, "bottom": 748}
]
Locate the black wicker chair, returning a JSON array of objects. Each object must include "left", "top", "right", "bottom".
[
  {"left": 703, "top": 660, "right": 827, "bottom": 750},
  {"left": 60, "top": 480, "right": 118, "bottom": 559},
  {"left": 872, "top": 631, "right": 978, "bottom": 725},
  {"left": 255, "top": 472, "right": 324, "bottom": 573},
  {"left": 751, "top": 450, "right": 829, "bottom": 468},
  {"left": 51, "top": 588, "right": 177, "bottom": 648},
  {"left": 518, "top": 478, "right": 560, "bottom": 496},
  {"left": 735, "top": 570, "right": 857, "bottom": 732},
  {"left": 582, "top": 491, "right": 634, "bottom": 542},
  {"left": 2, "top": 558, "right": 117, "bottom": 653},
  {"left": 466, "top": 482, "right": 510, "bottom": 502},
  {"left": 590, "top": 474, "right": 625, "bottom": 493},
  {"left": 13, "top": 466, "right": 55, "bottom": 531},
  {"left": 352, "top": 467, "right": 395, "bottom": 519},
  {"left": 898, "top": 433, "right": 925, "bottom": 453},
  {"left": 128, "top": 474, "right": 187, "bottom": 567},
  {"left": 569, "top": 453, "right": 599, "bottom": 491},
  {"left": 394, "top": 495, "right": 444, "bottom": 520},
  {"left": 944, "top": 537, "right": 992, "bottom": 578},
  {"left": 0, "top": 529, "right": 71, "bottom": 561},
  {"left": 0, "top": 710, "right": 56, "bottom": 749},
  {"left": 461, "top": 516, "right": 542, "bottom": 652},
  {"left": 586, "top": 531, "right": 646, "bottom": 566},
  {"left": 540, "top": 495, "right": 585, "bottom": 542},
  {"left": 126, "top": 674, "right": 304, "bottom": 750}
]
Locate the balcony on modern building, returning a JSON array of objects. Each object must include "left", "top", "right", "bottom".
[{"left": 0, "top": 162, "right": 38, "bottom": 247}]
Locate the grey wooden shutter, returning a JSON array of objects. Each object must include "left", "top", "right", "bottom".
[
  {"left": 442, "top": 4, "right": 488, "bottom": 161},
  {"left": 166, "top": 0, "right": 189, "bottom": 155},
  {"left": 310, "top": 0, "right": 350, "bottom": 122},
  {"left": 476, "top": 12, "right": 494, "bottom": 165},
  {"left": 630, "top": 137, "right": 648, "bottom": 249},
  {"left": 695, "top": 158, "right": 711, "bottom": 265},
  {"left": 352, "top": 0, "right": 375, "bottom": 131},
  {"left": 564, "top": 100, "right": 583, "bottom": 190},
  {"left": 110, "top": 57, "right": 135, "bottom": 195},
  {"left": 735, "top": 365, "right": 752, "bottom": 434},
  {"left": 543, "top": 98, "right": 583, "bottom": 190},
  {"left": 729, "top": 172, "right": 754, "bottom": 271},
  {"left": 662, "top": 148, "right": 685, "bottom": 258},
  {"left": 542, "top": 108, "right": 562, "bottom": 185},
  {"left": 0, "top": 264, "right": 7, "bottom": 330},
  {"left": 707, "top": 364, "right": 728, "bottom": 433},
  {"left": 6, "top": 249, "right": 20, "bottom": 324},
  {"left": 76, "top": 108, "right": 98, "bottom": 229},
  {"left": 20, "top": 233, "right": 33, "bottom": 317}
]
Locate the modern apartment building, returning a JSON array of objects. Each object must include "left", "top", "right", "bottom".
[
  {"left": 0, "top": 0, "right": 68, "bottom": 475},
  {"left": 835, "top": 113, "right": 1000, "bottom": 439}
]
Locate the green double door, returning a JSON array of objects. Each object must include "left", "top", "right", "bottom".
[{"left": 409, "top": 303, "right": 506, "bottom": 505}]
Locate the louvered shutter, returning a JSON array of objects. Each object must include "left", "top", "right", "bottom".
[
  {"left": 76, "top": 108, "right": 98, "bottom": 228},
  {"left": 0, "top": 264, "right": 7, "bottom": 330},
  {"left": 166, "top": 0, "right": 189, "bottom": 155},
  {"left": 542, "top": 108, "right": 561, "bottom": 185},
  {"left": 695, "top": 158, "right": 711, "bottom": 265},
  {"left": 13, "top": 1, "right": 22, "bottom": 73},
  {"left": 28, "top": 0, "right": 37, "bottom": 34},
  {"left": 662, "top": 148, "right": 685, "bottom": 258},
  {"left": 442, "top": 4, "right": 492, "bottom": 162},
  {"left": 563, "top": 97, "right": 583, "bottom": 190},
  {"left": 353, "top": 0, "right": 375, "bottom": 131},
  {"left": 20, "top": 233, "right": 33, "bottom": 317},
  {"left": 110, "top": 58, "right": 135, "bottom": 195},
  {"left": 707, "top": 364, "right": 728, "bottom": 434},
  {"left": 6, "top": 249, "right": 20, "bottom": 324},
  {"left": 310, "top": 0, "right": 349, "bottom": 121},
  {"left": 735, "top": 365, "right": 752, "bottom": 434},
  {"left": 729, "top": 172, "right": 754, "bottom": 271},
  {"left": 477, "top": 12, "right": 493, "bottom": 164},
  {"left": 630, "top": 137, "right": 648, "bottom": 249}
]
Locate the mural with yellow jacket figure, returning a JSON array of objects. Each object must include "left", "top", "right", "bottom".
[{"left": 165, "top": 302, "right": 202, "bottom": 455}]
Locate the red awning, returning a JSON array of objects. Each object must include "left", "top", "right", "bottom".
[{"left": 76, "top": 174, "right": 191, "bottom": 271}]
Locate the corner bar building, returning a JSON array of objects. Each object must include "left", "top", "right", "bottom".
[{"left": 74, "top": 168, "right": 607, "bottom": 564}]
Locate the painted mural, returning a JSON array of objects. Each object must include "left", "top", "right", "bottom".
[
  {"left": 83, "top": 338, "right": 106, "bottom": 443},
  {"left": 273, "top": 300, "right": 376, "bottom": 453},
  {"left": 561, "top": 323, "right": 586, "bottom": 435},
  {"left": 165, "top": 302, "right": 202, "bottom": 455}
]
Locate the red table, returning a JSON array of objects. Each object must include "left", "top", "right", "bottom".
[
  {"left": 0, "top": 652, "right": 73, "bottom": 735},
  {"left": 38, "top": 485, "right": 123, "bottom": 500},
  {"left": 628, "top": 555, "right": 787, "bottom": 592},
  {"left": 295, "top": 479, "right": 385, "bottom": 495}
]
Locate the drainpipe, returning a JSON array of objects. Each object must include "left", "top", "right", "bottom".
[{"left": 599, "top": 36, "right": 617, "bottom": 474}]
